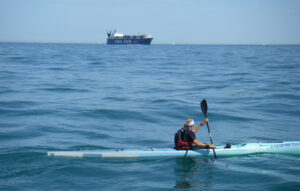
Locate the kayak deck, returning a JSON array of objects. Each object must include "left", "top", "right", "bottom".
[{"left": 47, "top": 141, "right": 300, "bottom": 158}]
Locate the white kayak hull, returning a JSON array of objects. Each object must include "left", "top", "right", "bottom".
[{"left": 47, "top": 141, "right": 300, "bottom": 158}]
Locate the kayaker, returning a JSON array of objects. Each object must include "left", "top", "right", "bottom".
[{"left": 174, "top": 118, "right": 215, "bottom": 150}]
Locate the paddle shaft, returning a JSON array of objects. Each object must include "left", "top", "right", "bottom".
[{"left": 203, "top": 110, "right": 217, "bottom": 159}]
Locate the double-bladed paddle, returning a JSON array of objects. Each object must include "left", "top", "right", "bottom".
[{"left": 201, "top": 99, "right": 217, "bottom": 158}]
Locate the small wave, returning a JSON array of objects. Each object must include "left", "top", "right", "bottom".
[
  {"left": 0, "top": 108, "right": 55, "bottom": 117},
  {"left": 42, "top": 87, "right": 89, "bottom": 93},
  {"left": 72, "top": 129, "right": 112, "bottom": 140},
  {"left": 218, "top": 156, "right": 300, "bottom": 183},
  {"left": 0, "top": 149, "right": 46, "bottom": 179},
  {"left": 0, "top": 100, "right": 38, "bottom": 109},
  {"left": 247, "top": 137, "right": 281, "bottom": 143},
  {"left": 69, "top": 145, "right": 109, "bottom": 150},
  {"left": 7, "top": 56, "right": 27, "bottom": 60},
  {"left": 253, "top": 102, "right": 300, "bottom": 116},
  {"left": 0, "top": 125, "right": 45, "bottom": 141},
  {"left": 88, "top": 61, "right": 104, "bottom": 66},
  {"left": 211, "top": 112, "right": 258, "bottom": 122},
  {"left": 271, "top": 93, "right": 300, "bottom": 100},
  {"left": 103, "top": 96, "right": 128, "bottom": 102},
  {"left": 47, "top": 67, "right": 70, "bottom": 71},
  {"left": 81, "top": 108, "right": 156, "bottom": 123},
  {"left": 0, "top": 87, "right": 18, "bottom": 95},
  {"left": 126, "top": 139, "right": 169, "bottom": 148},
  {"left": 150, "top": 98, "right": 188, "bottom": 112}
]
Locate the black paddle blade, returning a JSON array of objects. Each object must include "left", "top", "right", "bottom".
[{"left": 201, "top": 99, "right": 208, "bottom": 116}]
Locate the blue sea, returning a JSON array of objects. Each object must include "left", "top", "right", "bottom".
[{"left": 0, "top": 43, "right": 300, "bottom": 190}]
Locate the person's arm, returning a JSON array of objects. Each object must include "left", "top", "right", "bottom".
[
  {"left": 194, "top": 139, "right": 215, "bottom": 148},
  {"left": 192, "top": 118, "right": 209, "bottom": 133}
]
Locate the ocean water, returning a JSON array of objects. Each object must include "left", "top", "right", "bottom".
[{"left": 0, "top": 43, "right": 300, "bottom": 190}]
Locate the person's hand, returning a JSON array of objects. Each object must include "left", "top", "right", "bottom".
[
  {"left": 209, "top": 144, "right": 215, "bottom": 149},
  {"left": 202, "top": 118, "right": 209, "bottom": 125},
  {"left": 205, "top": 118, "right": 209, "bottom": 123}
]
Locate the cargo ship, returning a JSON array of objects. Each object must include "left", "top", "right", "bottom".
[{"left": 107, "top": 30, "right": 153, "bottom": 45}]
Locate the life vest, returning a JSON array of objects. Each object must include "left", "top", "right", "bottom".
[{"left": 174, "top": 128, "right": 194, "bottom": 150}]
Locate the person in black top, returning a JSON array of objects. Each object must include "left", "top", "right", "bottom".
[{"left": 174, "top": 118, "right": 215, "bottom": 150}]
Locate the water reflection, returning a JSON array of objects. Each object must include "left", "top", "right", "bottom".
[{"left": 174, "top": 157, "right": 214, "bottom": 190}]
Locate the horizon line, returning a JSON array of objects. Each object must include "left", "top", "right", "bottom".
[{"left": 1, "top": 41, "right": 300, "bottom": 46}]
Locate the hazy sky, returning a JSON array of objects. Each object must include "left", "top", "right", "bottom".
[{"left": 0, "top": 0, "right": 300, "bottom": 44}]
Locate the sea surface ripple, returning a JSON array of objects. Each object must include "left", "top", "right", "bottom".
[{"left": 0, "top": 43, "right": 300, "bottom": 190}]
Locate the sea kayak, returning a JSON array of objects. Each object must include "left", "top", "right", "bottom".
[{"left": 47, "top": 141, "right": 300, "bottom": 158}]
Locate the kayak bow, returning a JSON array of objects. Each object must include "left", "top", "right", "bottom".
[{"left": 47, "top": 141, "right": 300, "bottom": 158}]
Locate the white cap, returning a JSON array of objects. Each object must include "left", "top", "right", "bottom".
[{"left": 187, "top": 119, "right": 195, "bottom": 127}]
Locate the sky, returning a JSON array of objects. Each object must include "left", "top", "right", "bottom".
[{"left": 0, "top": 0, "right": 300, "bottom": 44}]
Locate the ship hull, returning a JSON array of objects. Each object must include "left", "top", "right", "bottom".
[{"left": 107, "top": 38, "right": 152, "bottom": 45}]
